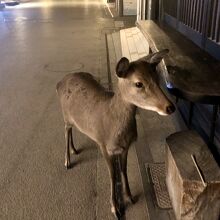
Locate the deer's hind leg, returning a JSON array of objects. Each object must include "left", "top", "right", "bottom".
[
  {"left": 64, "top": 124, "right": 71, "bottom": 169},
  {"left": 69, "top": 127, "right": 78, "bottom": 155},
  {"left": 64, "top": 124, "right": 78, "bottom": 169}
]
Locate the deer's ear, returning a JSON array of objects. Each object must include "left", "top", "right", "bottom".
[
  {"left": 149, "top": 49, "right": 169, "bottom": 64},
  {"left": 116, "top": 57, "right": 130, "bottom": 78},
  {"left": 142, "top": 49, "right": 169, "bottom": 64}
]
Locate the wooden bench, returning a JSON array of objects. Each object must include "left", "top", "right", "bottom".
[
  {"left": 166, "top": 130, "right": 220, "bottom": 220},
  {"left": 136, "top": 20, "right": 220, "bottom": 144}
]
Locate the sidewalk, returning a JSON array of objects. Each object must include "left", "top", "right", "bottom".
[
  {"left": 106, "top": 23, "right": 187, "bottom": 220},
  {"left": 0, "top": 2, "right": 145, "bottom": 219}
]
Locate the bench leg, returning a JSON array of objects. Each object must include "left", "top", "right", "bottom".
[
  {"left": 209, "top": 105, "right": 218, "bottom": 144},
  {"left": 175, "top": 96, "right": 179, "bottom": 104},
  {"left": 188, "top": 102, "right": 194, "bottom": 127}
]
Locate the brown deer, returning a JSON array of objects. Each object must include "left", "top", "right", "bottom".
[{"left": 56, "top": 49, "right": 175, "bottom": 218}]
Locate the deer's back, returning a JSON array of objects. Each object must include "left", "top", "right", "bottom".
[
  {"left": 56, "top": 72, "right": 106, "bottom": 97},
  {"left": 57, "top": 72, "right": 113, "bottom": 135}
]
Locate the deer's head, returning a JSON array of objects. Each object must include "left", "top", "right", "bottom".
[{"left": 116, "top": 49, "right": 175, "bottom": 115}]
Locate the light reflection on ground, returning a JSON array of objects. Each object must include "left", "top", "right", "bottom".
[{"left": 1, "top": 0, "right": 103, "bottom": 9}]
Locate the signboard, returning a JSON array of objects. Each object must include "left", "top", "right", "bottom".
[{"left": 123, "top": 0, "right": 137, "bottom": 15}]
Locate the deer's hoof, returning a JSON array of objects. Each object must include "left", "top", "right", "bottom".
[
  {"left": 70, "top": 148, "right": 78, "bottom": 155},
  {"left": 111, "top": 206, "right": 123, "bottom": 219},
  {"left": 64, "top": 161, "right": 71, "bottom": 170}
]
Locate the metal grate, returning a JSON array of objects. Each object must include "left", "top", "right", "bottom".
[
  {"left": 146, "top": 163, "right": 172, "bottom": 209},
  {"left": 163, "top": 0, "right": 177, "bottom": 18},
  {"left": 162, "top": 0, "right": 220, "bottom": 59},
  {"left": 208, "top": 0, "right": 220, "bottom": 42},
  {"left": 179, "top": 0, "right": 206, "bottom": 33}
]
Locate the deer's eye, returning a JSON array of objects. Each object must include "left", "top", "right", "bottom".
[{"left": 135, "top": 82, "right": 143, "bottom": 88}]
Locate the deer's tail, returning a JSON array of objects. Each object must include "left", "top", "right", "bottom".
[{"left": 56, "top": 81, "right": 62, "bottom": 96}]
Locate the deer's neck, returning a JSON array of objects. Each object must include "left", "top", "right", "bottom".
[{"left": 110, "top": 87, "right": 137, "bottom": 118}]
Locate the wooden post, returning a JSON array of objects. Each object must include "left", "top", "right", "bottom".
[{"left": 166, "top": 130, "right": 220, "bottom": 220}]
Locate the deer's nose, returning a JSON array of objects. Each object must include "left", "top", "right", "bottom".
[{"left": 166, "top": 104, "right": 176, "bottom": 114}]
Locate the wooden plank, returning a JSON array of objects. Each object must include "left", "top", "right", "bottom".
[
  {"left": 120, "top": 29, "right": 131, "bottom": 60},
  {"left": 127, "top": 36, "right": 138, "bottom": 55},
  {"left": 120, "top": 27, "right": 149, "bottom": 62},
  {"left": 137, "top": 32, "right": 149, "bottom": 55},
  {"left": 124, "top": 29, "right": 132, "bottom": 37},
  {"left": 130, "top": 53, "right": 139, "bottom": 61},
  {"left": 133, "top": 33, "right": 147, "bottom": 56},
  {"left": 166, "top": 130, "right": 220, "bottom": 220},
  {"left": 131, "top": 27, "right": 139, "bottom": 35}
]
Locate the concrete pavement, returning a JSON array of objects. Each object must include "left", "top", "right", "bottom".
[
  {"left": 0, "top": 1, "right": 149, "bottom": 219},
  {"left": 0, "top": 1, "right": 110, "bottom": 219}
]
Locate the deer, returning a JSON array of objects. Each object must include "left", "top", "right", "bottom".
[{"left": 56, "top": 49, "right": 175, "bottom": 219}]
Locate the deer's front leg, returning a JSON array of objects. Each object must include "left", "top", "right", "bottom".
[
  {"left": 120, "top": 150, "right": 134, "bottom": 204},
  {"left": 108, "top": 156, "right": 122, "bottom": 219},
  {"left": 69, "top": 127, "right": 78, "bottom": 155},
  {"left": 64, "top": 125, "right": 71, "bottom": 169},
  {"left": 101, "top": 148, "right": 122, "bottom": 219}
]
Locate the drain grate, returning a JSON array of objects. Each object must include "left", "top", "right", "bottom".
[{"left": 146, "top": 163, "right": 172, "bottom": 209}]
